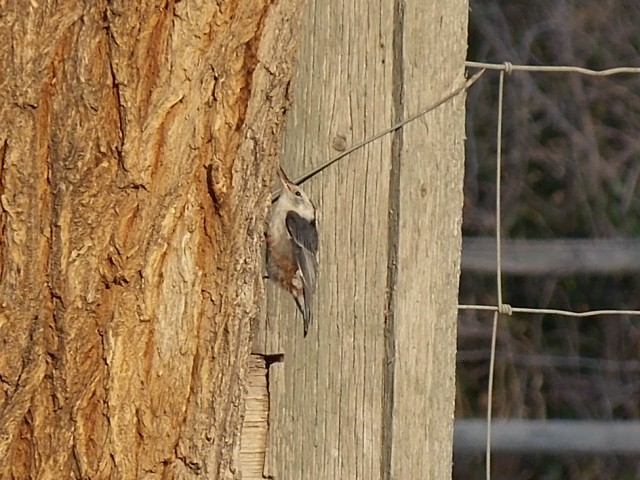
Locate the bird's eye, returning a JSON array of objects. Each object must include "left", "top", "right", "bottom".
[{"left": 294, "top": 191, "right": 302, "bottom": 197}]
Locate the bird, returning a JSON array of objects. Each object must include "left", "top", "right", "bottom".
[{"left": 266, "top": 166, "right": 319, "bottom": 336}]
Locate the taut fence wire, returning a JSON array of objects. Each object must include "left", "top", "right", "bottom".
[{"left": 461, "top": 60, "right": 640, "bottom": 480}]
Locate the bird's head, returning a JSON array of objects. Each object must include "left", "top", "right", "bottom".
[{"left": 277, "top": 166, "right": 315, "bottom": 220}]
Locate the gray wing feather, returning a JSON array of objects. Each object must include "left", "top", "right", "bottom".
[
  {"left": 286, "top": 212, "right": 318, "bottom": 253},
  {"left": 286, "top": 211, "right": 318, "bottom": 336},
  {"left": 285, "top": 211, "right": 318, "bottom": 293}
]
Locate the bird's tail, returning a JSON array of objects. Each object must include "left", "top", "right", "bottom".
[{"left": 294, "top": 293, "right": 312, "bottom": 337}]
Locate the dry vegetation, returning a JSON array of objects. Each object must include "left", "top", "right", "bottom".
[{"left": 457, "top": 1, "right": 640, "bottom": 478}]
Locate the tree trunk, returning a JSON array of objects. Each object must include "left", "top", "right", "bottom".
[{"left": 0, "top": 1, "right": 303, "bottom": 478}]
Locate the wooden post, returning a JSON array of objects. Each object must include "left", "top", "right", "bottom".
[
  {"left": 389, "top": 2, "right": 468, "bottom": 478},
  {"left": 252, "top": 0, "right": 468, "bottom": 478}
]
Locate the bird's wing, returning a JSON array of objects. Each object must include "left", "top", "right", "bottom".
[
  {"left": 285, "top": 211, "right": 318, "bottom": 294},
  {"left": 286, "top": 211, "right": 318, "bottom": 336}
]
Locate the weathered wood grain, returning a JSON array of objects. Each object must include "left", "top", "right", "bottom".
[
  {"left": 254, "top": 0, "right": 467, "bottom": 478},
  {"left": 390, "top": 1, "right": 468, "bottom": 478},
  {"left": 254, "top": 0, "right": 395, "bottom": 478}
]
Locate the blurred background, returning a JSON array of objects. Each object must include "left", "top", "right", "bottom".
[{"left": 456, "top": 0, "right": 640, "bottom": 478}]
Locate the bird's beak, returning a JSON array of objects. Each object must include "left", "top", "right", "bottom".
[{"left": 277, "top": 166, "right": 293, "bottom": 192}]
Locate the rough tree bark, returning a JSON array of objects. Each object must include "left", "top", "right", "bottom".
[{"left": 0, "top": 1, "right": 303, "bottom": 478}]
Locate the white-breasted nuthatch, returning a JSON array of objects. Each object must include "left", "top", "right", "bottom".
[{"left": 266, "top": 166, "right": 319, "bottom": 336}]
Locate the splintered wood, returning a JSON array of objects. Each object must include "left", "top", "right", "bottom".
[{"left": 239, "top": 355, "right": 270, "bottom": 479}]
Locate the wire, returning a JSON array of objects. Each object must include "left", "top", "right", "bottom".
[
  {"left": 291, "top": 69, "right": 487, "bottom": 186},
  {"left": 458, "top": 304, "right": 640, "bottom": 317},
  {"left": 466, "top": 61, "right": 640, "bottom": 76},
  {"left": 486, "top": 69, "right": 507, "bottom": 480}
]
